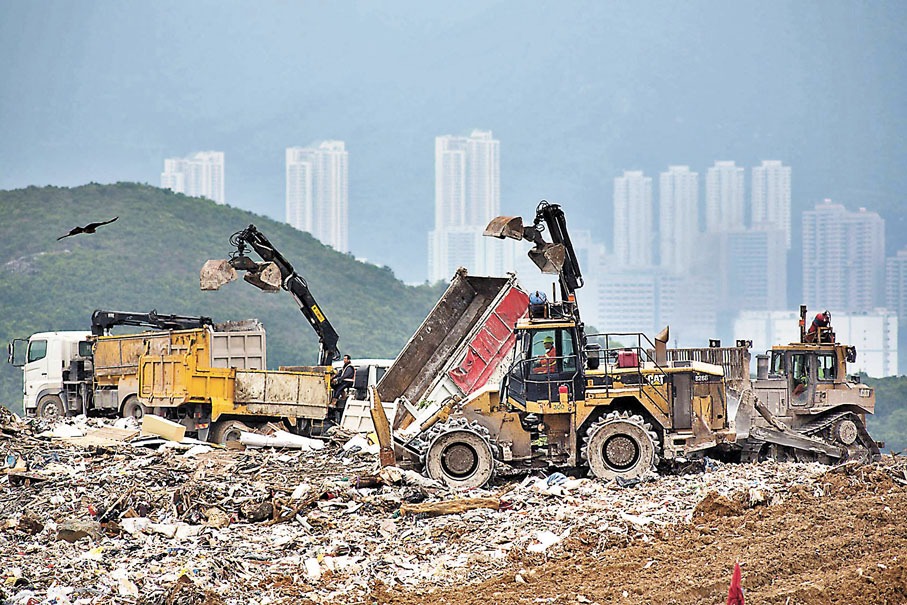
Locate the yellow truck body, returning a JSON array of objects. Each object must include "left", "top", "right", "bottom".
[{"left": 136, "top": 327, "right": 331, "bottom": 424}]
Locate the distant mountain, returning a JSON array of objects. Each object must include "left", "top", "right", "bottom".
[{"left": 0, "top": 183, "right": 446, "bottom": 411}]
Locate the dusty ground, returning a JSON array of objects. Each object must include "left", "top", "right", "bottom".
[
  {"left": 375, "top": 462, "right": 907, "bottom": 605},
  {"left": 4, "top": 411, "right": 907, "bottom": 605}
]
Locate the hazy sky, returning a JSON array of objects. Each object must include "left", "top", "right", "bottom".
[{"left": 2, "top": 1, "right": 905, "bottom": 283}]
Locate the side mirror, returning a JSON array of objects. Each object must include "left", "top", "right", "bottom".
[{"left": 7, "top": 339, "right": 27, "bottom": 368}]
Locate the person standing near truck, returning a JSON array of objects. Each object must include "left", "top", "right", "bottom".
[{"left": 332, "top": 355, "right": 355, "bottom": 400}]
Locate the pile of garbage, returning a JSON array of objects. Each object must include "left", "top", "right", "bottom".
[{"left": 0, "top": 408, "right": 867, "bottom": 604}]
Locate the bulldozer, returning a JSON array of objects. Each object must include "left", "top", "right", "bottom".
[{"left": 670, "top": 306, "right": 880, "bottom": 464}]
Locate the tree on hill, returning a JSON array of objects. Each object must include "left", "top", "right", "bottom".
[{"left": 0, "top": 183, "right": 446, "bottom": 410}]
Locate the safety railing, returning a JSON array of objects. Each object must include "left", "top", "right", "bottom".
[{"left": 583, "top": 332, "right": 671, "bottom": 417}]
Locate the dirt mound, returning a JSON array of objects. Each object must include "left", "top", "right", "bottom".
[
  {"left": 692, "top": 491, "right": 745, "bottom": 520},
  {"left": 378, "top": 460, "right": 907, "bottom": 605}
]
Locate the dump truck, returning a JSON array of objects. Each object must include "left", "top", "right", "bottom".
[
  {"left": 8, "top": 310, "right": 218, "bottom": 419},
  {"left": 361, "top": 268, "right": 530, "bottom": 483},
  {"left": 8, "top": 309, "right": 352, "bottom": 443},
  {"left": 134, "top": 322, "right": 333, "bottom": 443}
]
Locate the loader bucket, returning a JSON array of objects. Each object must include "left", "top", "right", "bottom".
[
  {"left": 200, "top": 260, "right": 237, "bottom": 291},
  {"left": 528, "top": 243, "right": 566, "bottom": 274},
  {"left": 242, "top": 262, "right": 282, "bottom": 292},
  {"left": 484, "top": 215, "right": 525, "bottom": 240}
]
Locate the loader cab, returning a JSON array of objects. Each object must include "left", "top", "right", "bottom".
[{"left": 502, "top": 320, "right": 583, "bottom": 411}]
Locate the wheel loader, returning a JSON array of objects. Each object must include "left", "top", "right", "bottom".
[{"left": 374, "top": 201, "right": 881, "bottom": 490}]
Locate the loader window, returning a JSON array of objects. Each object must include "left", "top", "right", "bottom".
[
  {"left": 27, "top": 339, "right": 47, "bottom": 363},
  {"left": 770, "top": 351, "right": 785, "bottom": 375},
  {"left": 817, "top": 354, "right": 836, "bottom": 381},
  {"left": 528, "top": 329, "right": 576, "bottom": 375},
  {"left": 530, "top": 330, "right": 559, "bottom": 374}
]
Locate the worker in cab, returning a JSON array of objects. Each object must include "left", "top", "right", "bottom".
[{"left": 532, "top": 335, "right": 558, "bottom": 374}]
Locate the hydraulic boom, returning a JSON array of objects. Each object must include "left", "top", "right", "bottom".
[{"left": 201, "top": 225, "right": 340, "bottom": 366}]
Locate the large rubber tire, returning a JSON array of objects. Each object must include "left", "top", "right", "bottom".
[
  {"left": 584, "top": 412, "right": 658, "bottom": 481},
  {"left": 424, "top": 428, "right": 495, "bottom": 490},
  {"left": 121, "top": 396, "right": 149, "bottom": 420},
  {"left": 209, "top": 419, "right": 252, "bottom": 445},
  {"left": 37, "top": 394, "right": 65, "bottom": 419}
]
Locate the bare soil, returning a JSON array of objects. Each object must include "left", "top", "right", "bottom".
[{"left": 372, "top": 462, "right": 907, "bottom": 605}]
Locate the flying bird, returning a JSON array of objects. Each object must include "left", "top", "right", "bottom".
[{"left": 57, "top": 217, "right": 119, "bottom": 241}]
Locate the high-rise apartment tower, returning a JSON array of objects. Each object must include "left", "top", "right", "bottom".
[
  {"left": 161, "top": 151, "right": 225, "bottom": 204},
  {"left": 751, "top": 160, "right": 792, "bottom": 249},
  {"left": 429, "top": 130, "right": 501, "bottom": 282},
  {"left": 285, "top": 141, "right": 349, "bottom": 253}
]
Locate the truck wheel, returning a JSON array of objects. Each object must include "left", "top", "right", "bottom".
[
  {"left": 424, "top": 425, "right": 495, "bottom": 490},
  {"left": 121, "top": 396, "right": 149, "bottom": 420},
  {"left": 209, "top": 419, "right": 252, "bottom": 445},
  {"left": 37, "top": 394, "right": 65, "bottom": 419},
  {"left": 583, "top": 411, "right": 659, "bottom": 481}
]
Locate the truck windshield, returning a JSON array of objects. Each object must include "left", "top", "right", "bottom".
[{"left": 27, "top": 340, "right": 47, "bottom": 363}]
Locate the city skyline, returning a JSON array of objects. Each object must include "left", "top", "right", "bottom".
[{"left": 3, "top": 3, "right": 903, "bottom": 286}]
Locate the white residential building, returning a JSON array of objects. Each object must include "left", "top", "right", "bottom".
[
  {"left": 751, "top": 160, "right": 792, "bottom": 249},
  {"left": 428, "top": 130, "right": 501, "bottom": 282},
  {"left": 597, "top": 266, "right": 717, "bottom": 345},
  {"left": 735, "top": 309, "right": 898, "bottom": 378},
  {"left": 712, "top": 227, "right": 788, "bottom": 312},
  {"left": 613, "top": 170, "right": 653, "bottom": 267},
  {"left": 285, "top": 141, "right": 349, "bottom": 253},
  {"left": 802, "top": 200, "right": 885, "bottom": 313},
  {"left": 658, "top": 165, "right": 699, "bottom": 272},
  {"left": 705, "top": 161, "right": 745, "bottom": 232},
  {"left": 885, "top": 248, "right": 907, "bottom": 322},
  {"left": 161, "top": 151, "right": 225, "bottom": 204}
]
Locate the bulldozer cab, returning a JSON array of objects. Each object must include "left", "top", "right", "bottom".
[
  {"left": 768, "top": 345, "right": 846, "bottom": 409},
  {"left": 504, "top": 322, "right": 583, "bottom": 412}
]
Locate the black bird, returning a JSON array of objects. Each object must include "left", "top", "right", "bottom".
[{"left": 57, "top": 217, "right": 119, "bottom": 241}]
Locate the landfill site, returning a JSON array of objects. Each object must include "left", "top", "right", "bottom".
[
  {"left": 2, "top": 410, "right": 907, "bottom": 605},
  {"left": 4, "top": 206, "right": 907, "bottom": 603}
]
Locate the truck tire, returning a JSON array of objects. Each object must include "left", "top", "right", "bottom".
[
  {"left": 424, "top": 425, "right": 495, "bottom": 490},
  {"left": 583, "top": 411, "right": 659, "bottom": 481},
  {"left": 37, "top": 394, "right": 65, "bottom": 419},
  {"left": 209, "top": 419, "right": 252, "bottom": 445},
  {"left": 121, "top": 396, "right": 149, "bottom": 420}
]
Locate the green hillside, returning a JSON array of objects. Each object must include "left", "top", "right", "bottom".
[{"left": 0, "top": 183, "right": 446, "bottom": 412}]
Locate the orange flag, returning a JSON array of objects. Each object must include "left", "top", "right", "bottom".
[{"left": 727, "top": 561, "right": 744, "bottom": 605}]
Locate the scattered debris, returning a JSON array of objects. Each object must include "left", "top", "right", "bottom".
[{"left": 1, "top": 411, "right": 905, "bottom": 604}]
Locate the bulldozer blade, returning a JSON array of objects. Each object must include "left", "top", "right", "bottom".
[
  {"left": 528, "top": 243, "right": 566, "bottom": 274},
  {"left": 242, "top": 262, "right": 282, "bottom": 292},
  {"left": 200, "top": 259, "right": 237, "bottom": 291},
  {"left": 484, "top": 215, "right": 525, "bottom": 240}
]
